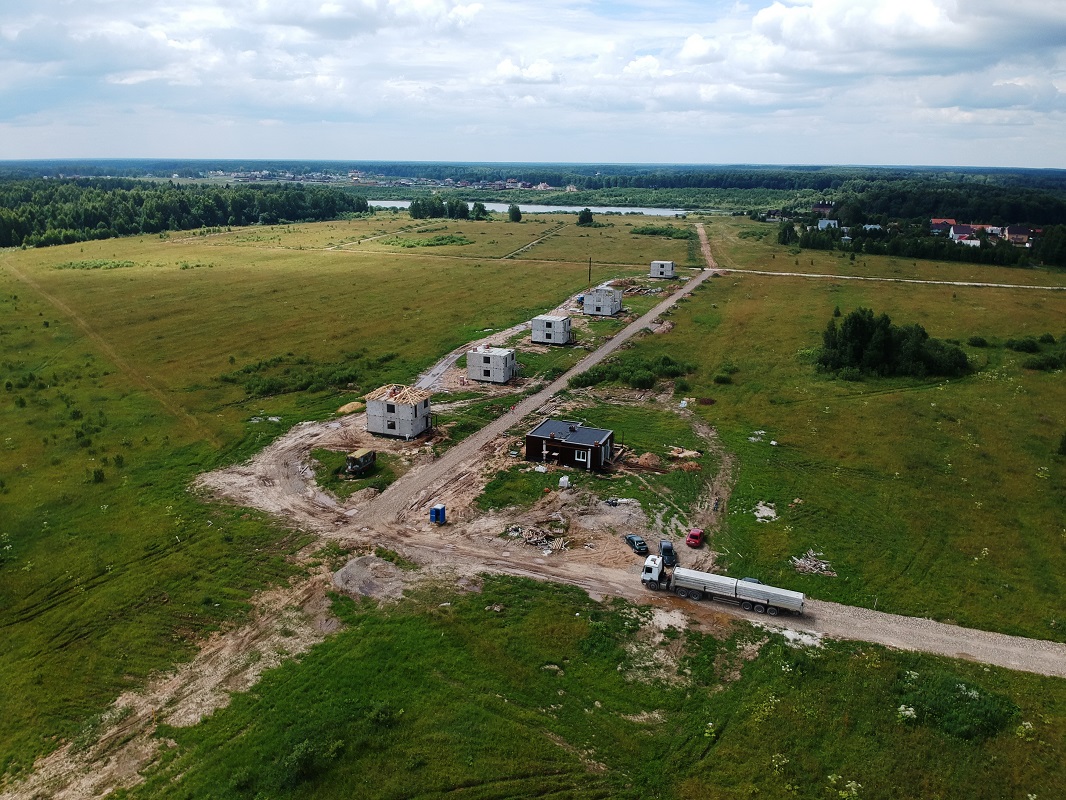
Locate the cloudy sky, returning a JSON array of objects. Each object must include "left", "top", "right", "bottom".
[{"left": 2, "top": 0, "right": 1065, "bottom": 167}]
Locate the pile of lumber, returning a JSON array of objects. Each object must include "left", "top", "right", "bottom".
[{"left": 791, "top": 549, "right": 836, "bottom": 576}]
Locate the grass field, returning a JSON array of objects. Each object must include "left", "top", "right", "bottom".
[
  {"left": 611, "top": 220, "right": 1066, "bottom": 640},
  {"left": 2, "top": 211, "right": 1064, "bottom": 792},
  {"left": 0, "top": 214, "right": 659, "bottom": 777},
  {"left": 116, "top": 576, "right": 1065, "bottom": 800}
]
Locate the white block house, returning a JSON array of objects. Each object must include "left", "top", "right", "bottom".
[
  {"left": 365, "top": 384, "right": 432, "bottom": 439},
  {"left": 468, "top": 346, "right": 518, "bottom": 384},
  {"left": 583, "top": 285, "right": 622, "bottom": 316},
  {"left": 531, "top": 314, "right": 571, "bottom": 345},
  {"left": 649, "top": 260, "right": 676, "bottom": 278}
]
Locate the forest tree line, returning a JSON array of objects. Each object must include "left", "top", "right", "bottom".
[{"left": 0, "top": 179, "right": 369, "bottom": 248}]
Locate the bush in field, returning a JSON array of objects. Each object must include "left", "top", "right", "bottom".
[
  {"left": 896, "top": 668, "right": 1017, "bottom": 741},
  {"left": 819, "top": 308, "right": 970, "bottom": 379},
  {"left": 630, "top": 224, "right": 695, "bottom": 239},
  {"left": 1022, "top": 352, "right": 1065, "bottom": 371},
  {"left": 1005, "top": 337, "right": 1040, "bottom": 353},
  {"left": 569, "top": 353, "right": 694, "bottom": 390},
  {"left": 967, "top": 336, "right": 989, "bottom": 348},
  {"left": 221, "top": 351, "right": 400, "bottom": 397}
]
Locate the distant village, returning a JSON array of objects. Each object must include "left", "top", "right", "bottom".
[
  {"left": 206, "top": 168, "right": 577, "bottom": 193},
  {"left": 765, "top": 202, "right": 1040, "bottom": 249}
]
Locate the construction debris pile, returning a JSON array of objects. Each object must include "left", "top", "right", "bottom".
[
  {"left": 506, "top": 524, "right": 569, "bottom": 553},
  {"left": 791, "top": 549, "right": 837, "bottom": 576}
]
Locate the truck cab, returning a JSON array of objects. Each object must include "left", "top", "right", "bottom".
[{"left": 641, "top": 555, "right": 669, "bottom": 590}]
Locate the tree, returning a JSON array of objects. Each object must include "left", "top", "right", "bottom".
[
  {"left": 471, "top": 201, "right": 488, "bottom": 220},
  {"left": 777, "top": 221, "right": 798, "bottom": 245},
  {"left": 508, "top": 204, "right": 522, "bottom": 223},
  {"left": 577, "top": 207, "right": 594, "bottom": 226}
]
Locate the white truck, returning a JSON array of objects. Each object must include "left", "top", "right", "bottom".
[{"left": 640, "top": 555, "right": 804, "bottom": 616}]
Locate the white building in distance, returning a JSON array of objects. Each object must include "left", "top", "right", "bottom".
[
  {"left": 531, "top": 314, "right": 571, "bottom": 345},
  {"left": 649, "top": 260, "right": 676, "bottom": 278},
  {"left": 583, "top": 285, "right": 622, "bottom": 316},
  {"left": 365, "top": 384, "right": 432, "bottom": 439},
  {"left": 468, "top": 346, "right": 518, "bottom": 384}
]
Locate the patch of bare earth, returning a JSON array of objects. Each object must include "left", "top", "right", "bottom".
[{"left": 2, "top": 571, "right": 338, "bottom": 800}]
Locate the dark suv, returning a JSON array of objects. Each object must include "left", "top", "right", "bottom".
[{"left": 659, "top": 540, "right": 678, "bottom": 567}]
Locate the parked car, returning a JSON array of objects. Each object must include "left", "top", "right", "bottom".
[
  {"left": 659, "top": 540, "right": 678, "bottom": 567},
  {"left": 685, "top": 528, "right": 704, "bottom": 548},
  {"left": 624, "top": 534, "right": 649, "bottom": 555}
]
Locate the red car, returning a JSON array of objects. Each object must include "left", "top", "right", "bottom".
[{"left": 685, "top": 528, "right": 704, "bottom": 548}]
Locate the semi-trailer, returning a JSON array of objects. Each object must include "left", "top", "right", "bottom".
[{"left": 640, "top": 555, "right": 804, "bottom": 615}]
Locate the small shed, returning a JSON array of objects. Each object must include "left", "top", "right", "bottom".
[
  {"left": 468, "top": 346, "right": 518, "bottom": 384},
  {"left": 583, "top": 285, "right": 622, "bottom": 316},
  {"left": 649, "top": 260, "right": 676, "bottom": 279},
  {"left": 531, "top": 314, "right": 571, "bottom": 345},
  {"left": 525, "top": 419, "right": 615, "bottom": 471},
  {"left": 365, "top": 384, "right": 432, "bottom": 439}
]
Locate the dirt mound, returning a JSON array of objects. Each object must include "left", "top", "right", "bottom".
[
  {"left": 333, "top": 555, "right": 411, "bottom": 600},
  {"left": 636, "top": 452, "right": 662, "bottom": 468},
  {"left": 337, "top": 401, "right": 364, "bottom": 414}
]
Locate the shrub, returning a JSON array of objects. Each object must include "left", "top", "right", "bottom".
[
  {"left": 967, "top": 336, "right": 988, "bottom": 347},
  {"left": 1022, "top": 353, "right": 1065, "bottom": 371},
  {"left": 896, "top": 669, "right": 1017, "bottom": 740},
  {"left": 1038, "top": 332, "right": 1057, "bottom": 344},
  {"left": 712, "top": 374, "right": 732, "bottom": 385},
  {"left": 1005, "top": 337, "right": 1040, "bottom": 353}
]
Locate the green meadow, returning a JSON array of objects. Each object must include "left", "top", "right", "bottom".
[
  {"left": 1, "top": 212, "right": 1064, "bottom": 794},
  {"left": 119, "top": 577, "right": 1065, "bottom": 800},
  {"left": 612, "top": 219, "right": 1066, "bottom": 640}
]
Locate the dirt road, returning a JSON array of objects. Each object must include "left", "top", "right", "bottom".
[{"left": 201, "top": 223, "right": 1066, "bottom": 680}]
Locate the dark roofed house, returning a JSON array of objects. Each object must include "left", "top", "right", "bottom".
[
  {"left": 525, "top": 419, "right": 615, "bottom": 471},
  {"left": 1006, "top": 225, "right": 1032, "bottom": 246}
]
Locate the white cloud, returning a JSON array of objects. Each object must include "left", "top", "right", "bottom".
[
  {"left": 493, "top": 58, "right": 558, "bottom": 84},
  {"left": 0, "top": 0, "right": 1063, "bottom": 166}
]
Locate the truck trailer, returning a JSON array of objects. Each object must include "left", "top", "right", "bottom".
[{"left": 640, "top": 555, "right": 804, "bottom": 615}]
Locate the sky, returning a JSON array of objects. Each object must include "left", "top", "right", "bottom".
[{"left": 1, "top": 0, "right": 1065, "bottom": 168}]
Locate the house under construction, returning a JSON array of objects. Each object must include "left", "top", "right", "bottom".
[
  {"left": 531, "top": 314, "right": 572, "bottom": 345},
  {"left": 649, "top": 260, "right": 676, "bottom": 278},
  {"left": 365, "top": 384, "right": 432, "bottom": 439},
  {"left": 468, "top": 346, "right": 518, "bottom": 384},
  {"left": 583, "top": 285, "right": 622, "bottom": 316}
]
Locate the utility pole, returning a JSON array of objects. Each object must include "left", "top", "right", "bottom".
[{"left": 588, "top": 257, "right": 592, "bottom": 287}]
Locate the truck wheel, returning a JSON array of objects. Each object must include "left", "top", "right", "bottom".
[
  {"left": 741, "top": 601, "right": 753, "bottom": 611},
  {"left": 754, "top": 604, "right": 766, "bottom": 614},
  {"left": 766, "top": 606, "right": 779, "bottom": 617},
  {"left": 675, "top": 588, "right": 689, "bottom": 598},
  {"left": 688, "top": 590, "right": 702, "bottom": 602},
  {"left": 647, "top": 580, "right": 660, "bottom": 591}
]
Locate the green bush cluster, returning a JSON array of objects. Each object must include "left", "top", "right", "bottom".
[
  {"left": 569, "top": 353, "right": 694, "bottom": 390},
  {"left": 221, "top": 351, "right": 400, "bottom": 397},
  {"left": 629, "top": 224, "right": 695, "bottom": 239},
  {"left": 54, "top": 259, "right": 135, "bottom": 270},
  {"left": 819, "top": 308, "right": 970, "bottom": 378},
  {"left": 896, "top": 668, "right": 1017, "bottom": 740},
  {"left": 380, "top": 234, "right": 473, "bottom": 248}
]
